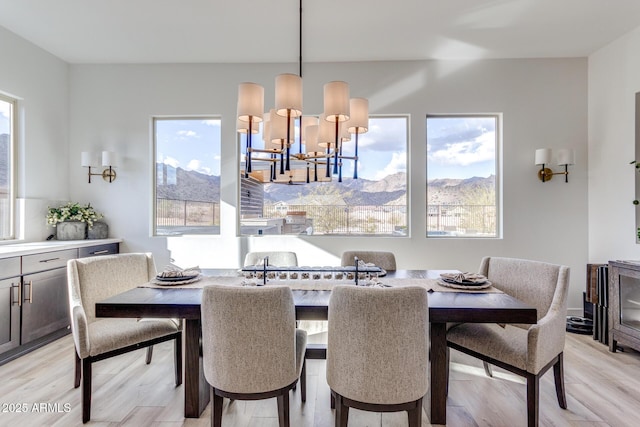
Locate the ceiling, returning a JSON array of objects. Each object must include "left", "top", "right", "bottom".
[{"left": 1, "top": 0, "right": 640, "bottom": 64}]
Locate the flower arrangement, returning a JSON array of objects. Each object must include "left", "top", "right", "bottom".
[{"left": 46, "top": 202, "right": 103, "bottom": 228}]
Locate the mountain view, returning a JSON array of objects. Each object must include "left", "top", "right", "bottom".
[{"left": 156, "top": 164, "right": 220, "bottom": 202}]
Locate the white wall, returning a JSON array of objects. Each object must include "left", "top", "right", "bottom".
[
  {"left": 68, "top": 58, "right": 588, "bottom": 312},
  {"left": 589, "top": 26, "right": 640, "bottom": 264},
  {"left": 0, "top": 26, "right": 70, "bottom": 240}
]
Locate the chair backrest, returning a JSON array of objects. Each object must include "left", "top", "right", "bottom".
[
  {"left": 340, "top": 251, "right": 397, "bottom": 271},
  {"left": 327, "top": 285, "right": 429, "bottom": 405},
  {"left": 201, "top": 285, "right": 298, "bottom": 394},
  {"left": 478, "top": 256, "right": 570, "bottom": 322},
  {"left": 67, "top": 253, "right": 156, "bottom": 323},
  {"left": 243, "top": 251, "right": 298, "bottom": 267}
]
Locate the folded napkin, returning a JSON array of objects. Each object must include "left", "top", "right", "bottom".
[
  {"left": 440, "top": 272, "right": 487, "bottom": 284},
  {"left": 157, "top": 265, "right": 201, "bottom": 278}
]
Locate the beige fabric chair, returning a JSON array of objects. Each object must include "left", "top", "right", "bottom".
[
  {"left": 201, "top": 285, "right": 307, "bottom": 427},
  {"left": 340, "top": 250, "right": 397, "bottom": 271},
  {"left": 67, "top": 253, "right": 182, "bottom": 423},
  {"left": 243, "top": 251, "right": 298, "bottom": 267},
  {"left": 327, "top": 285, "right": 429, "bottom": 427},
  {"left": 447, "top": 256, "right": 570, "bottom": 427}
]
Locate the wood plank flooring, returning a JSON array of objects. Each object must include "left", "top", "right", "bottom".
[{"left": 0, "top": 332, "right": 639, "bottom": 426}]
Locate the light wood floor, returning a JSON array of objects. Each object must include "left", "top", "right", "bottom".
[{"left": 1, "top": 332, "right": 639, "bottom": 426}]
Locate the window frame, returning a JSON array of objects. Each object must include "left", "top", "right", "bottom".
[
  {"left": 237, "top": 114, "right": 411, "bottom": 237},
  {"left": 426, "top": 113, "right": 502, "bottom": 239},
  {"left": 151, "top": 116, "right": 222, "bottom": 237},
  {"left": 0, "top": 93, "right": 16, "bottom": 241}
]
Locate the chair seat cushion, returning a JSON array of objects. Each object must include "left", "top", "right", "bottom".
[
  {"left": 447, "top": 323, "right": 528, "bottom": 371},
  {"left": 88, "top": 318, "right": 179, "bottom": 357}
]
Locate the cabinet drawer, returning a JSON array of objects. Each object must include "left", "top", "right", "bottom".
[
  {"left": 22, "top": 249, "right": 78, "bottom": 274},
  {"left": 78, "top": 243, "right": 119, "bottom": 258},
  {"left": 0, "top": 257, "right": 20, "bottom": 279}
]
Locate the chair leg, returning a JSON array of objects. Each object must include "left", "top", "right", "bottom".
[
  {"left": 74, "top": 351, "right": 81, "bottom": 389},
  {"left": 407, "top": 398, "right": 422, "bottom": 427},
  {"left": 174, "top": 334, "right": 182, "bottom": 386},
  {"left": 277, "top": 390, "right": 290, "bottom": 427},
  {"left": 330, "top": 392, "right": 335, "bottom": 409},
  {"left": 146, "top": 346, "right": 153, "bottom": 364},
  {"left": 334, "top": 393, "right": 349, "bottom": 427},
  {"left": 211, "top": 387, "right": 223, "bottom": 427},
  {"left": 81, "top": 358, "right": 92, "bottom": 423},
  {"left": 300, "top": 358, "right": 307, "bottom": 403},
  {"left": 526, "top": 373, "right": 540, "bottom": 427},
  {"left": 483, "top": 361, "right": 493, "bottom": 378},
  {"left": 553, "top": 353, "right": 567, "bottom": 409}
]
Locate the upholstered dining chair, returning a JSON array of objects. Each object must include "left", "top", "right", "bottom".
[
  {"left": 243, "top": 251, "right": 298, "bottom": 267},
  {"left": 340, "top": 250, "right": 397, "bottom": 271},
  {"left": 201, "top": 285, "right": 307, "bottom": 427},
  {"left": 446, "top": 256, "right": 570, "bottom": 427},
  {"left": 327, "top": 285, "right": 429, "bottom": 427},
  {"left": 67, "top": 253, "right": 182, "bottom": 423}
]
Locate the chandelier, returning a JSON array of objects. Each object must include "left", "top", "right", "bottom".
[{"left": 235, "top": 1, "right": 369, "bottom": 185}]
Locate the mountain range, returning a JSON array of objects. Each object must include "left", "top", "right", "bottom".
[{"left": 157, "top": 164, "right": 494, "bottom": 206}]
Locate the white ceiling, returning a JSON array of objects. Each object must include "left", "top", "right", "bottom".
[{"left": 1, "top": 0, "right": 640, "bottom": 64}]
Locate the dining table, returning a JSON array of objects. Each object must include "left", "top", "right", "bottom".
[{"left": 95, "top": 269, "right": 537, "bottom": 425}]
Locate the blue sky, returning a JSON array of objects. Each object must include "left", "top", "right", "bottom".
[
  {"left": 154, "top": 115, "right": 496, "bottom": 182},
  {"left": 155, "top": 119, "right": 222, "bottom": 176},
  {"left": 427, "top": 116, "right": 496, "bottom": 180}
]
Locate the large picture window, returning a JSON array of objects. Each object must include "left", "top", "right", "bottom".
[
  {"left": 0, "top": 94, "right": 15, "bottom": 240},
  {"left": 426, "top": 115, "right": 499, "bottom": 238},
  {"left": 239, "top": 116, "right": 408, "bottom": 236},
  {"left": 153, "top": 117, "right": 221, "bottom": 236}
]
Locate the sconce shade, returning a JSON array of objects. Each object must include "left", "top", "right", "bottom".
[
  {"left": 323, "top": 81, "right": 350, "bottom": 122},
  {"left": 81, "top": 151, "right": 97, "bottom": 167},
  {"left": 347, "top": 98, "right": 369, "bottom": 134},
  {"left": 275, "top": 74, "right": 303, "bottom": 118},
  {"left": 535, "top": 148, "right": 552, "bottom": 165},
  {"left": 102, "top": 151, "right": 116, "bottom": 167},
  {"left": 237, "top": 82, "right": 264, "bottom": 123},
  {"left": 557, "top": 148, "right": 575, "bottom": 166}
]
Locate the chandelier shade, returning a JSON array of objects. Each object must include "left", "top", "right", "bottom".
[
  {"left": 275, "top": 73, "right": 303, "bottom": 117},
  {"left": 348, "top": 98, "right": 369, "bottom": 134},
  {"left": 323, "top": 81, "right": 350, "bottom": 122},
  {"left": 237, "top": 83, "right": 264, "bottom": 123}
]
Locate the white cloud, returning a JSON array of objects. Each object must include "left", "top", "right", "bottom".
[
  {"left": 374, "top": 152, "right": 407, "bottom": 180},
  {"left": 187, "top": 159, "right": 211, "bottom": 175},
  {"left": 429, "top": 130, "right": 495, "bottom": 166},
  {"left": 177, "top": 130, "right": 198, "bottom": 138},
  {"left": 202, "top": 119, "right": 221, "bottom": 127},
  {"left": 163, "top": 156, "right": 180, "bottom": 168}
]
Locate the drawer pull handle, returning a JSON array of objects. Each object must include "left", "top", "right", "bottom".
[
  {"left": 91, "top": 250, "right": 109, "bottom": 255},
  {"left": 24, "top": 281, "right": 33, "bottom": 304},
  {"left": 11, "top": 283, "right": 21, "bottom": 307},
  {"left": 39, "top": 257, "right": 61, "bottom": 263}
]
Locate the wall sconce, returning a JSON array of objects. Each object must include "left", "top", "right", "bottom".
[
  {"left": 534, "top": 148, "right": 575, "bottom": 183},
  {"left": 81, "top": 151, "right": 117, "bottom": 183}
]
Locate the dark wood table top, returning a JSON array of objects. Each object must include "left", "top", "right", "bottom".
[{"left": 95, "top": 269, "right": 537, "bottom": 324}]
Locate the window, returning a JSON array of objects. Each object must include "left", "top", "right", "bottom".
[
  {"left": 153, "top": 117, "right": 221, "bottom": 236},
  {"left": 239, "top": 116, "right": 408, "bottom": 236},
  {"left": 0, "top": 94, "right": 15, "bottom": 240},
  {"left": 426, "top": 115, "right": 499, "bottom": 238}
]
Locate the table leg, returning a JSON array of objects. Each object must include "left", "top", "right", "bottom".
[
  {"left": 427, "top": 321, "right": 447, "bottom": 424},
  {"left": 184, "top": 318, "right": 210, "bottom": 418}
]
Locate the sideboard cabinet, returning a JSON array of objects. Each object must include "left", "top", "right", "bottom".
[{"left": 0, "top": 242, "right": 119, "bottom": 364}]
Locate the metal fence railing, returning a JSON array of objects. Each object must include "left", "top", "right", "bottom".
[
  {"left": 156, "top": 198, "right": 220, "bottom": 227},
  {"left": 262, "top": 204, "right": 407, "bottom": 235},
  {"left": 427, "top": 204, "right": 496, "bottom": 236}
]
